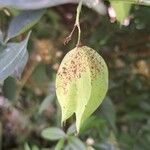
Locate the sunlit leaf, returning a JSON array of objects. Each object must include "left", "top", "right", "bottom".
[{"left": 56, "top": 46, "right": 108, "bottom": 132}]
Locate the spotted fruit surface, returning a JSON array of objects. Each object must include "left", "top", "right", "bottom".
[{"left": 56, "top": 46, "right": 108, "bottom": 132}]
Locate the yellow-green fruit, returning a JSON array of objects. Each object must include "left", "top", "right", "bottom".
[{"left": 56, "top": 46, "right": 108, "bottom": 132}]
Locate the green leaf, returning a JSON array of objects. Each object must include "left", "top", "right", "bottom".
[
  {"left": 0, "top": 30, "right": 3, "bottom": 42},
  {"left": 110, "top": 1, "right": 132, "bottom": 24},
  {"left": 9, "top": 8, "right": 20, "bottom": 16},
  {"left": 0, "top": 0, "right": 70, "bottom": 9},
  {"left": 56, "top": 46, "right": 108, "bottom": 133},
  {"left": 101, "top": 97, "right": 116, "bottom": 131},
  {"left": 55, "top": 139, "right": 65, "bottom": 150},
  {"left": 41, "top": 127, "right": 66, "bottom": 141},
  {"left": 3, "top": 77, "right": 16, "bottom": 100},
  {"left": 67, "top": 136, "right": 86, "bottom": 150},
  {"left": 95, "top": 142, "right": 118, "bottom": 150},
  {"left": 0, "top": 0, "right": 107, "bottom": 15},
  {"left": 6, "top": 10, "right": 44, "bottom": 41},
  {"left": 32, "top": 145, "right": 39, "bottom": 150},
  {"left": 79, "top": 115, "right": 109, "bottom": 139},
  {"left": 95, "top": 132, "right": 120, "bottom": 150},
  {"left": 0, "top": 32, "right": 30, "bottom": 82},
  {"left": 67, "top": 123, "right": 76, "bottom": 135},
  {"left": 38, "top": 93, "right": 55, "bottom": 114},
  {"left": 11, "top": 49, "right": 28, "bottom": 80},
  {"left": 24, "top": 143, "right": 31, "bottom": 150}
]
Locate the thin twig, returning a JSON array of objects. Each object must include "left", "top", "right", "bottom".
[
  {"left": 64, "top": 0, "right": 83, "bottom": 47},
  {"left": 75, "top": 0, "right": 83, "bottom": 47},
  {"left": 64, "top": 25, "right": 76, "bottom": 45}
]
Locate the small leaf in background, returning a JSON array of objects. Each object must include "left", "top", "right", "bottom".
[
  {"left": 32, "top": 145, "right": 39, "bottom": 150},
  {"left": 0, "top": 30, "right": 3, "bottom": 42},
  {"left": 67, "top": 136, "right": 86, "bottom": 150},
  {"left": 41, "top": 127, "right": 66, "bottom": 141},
  {"left": 38, "top": 93, "right": 55, "bottom": 114},
  {"left": 110, "top": 1, "right": 132, "bottom": 25},
  {"left": 95, "top": 132, "right": 120, "bottom": 150},
  {"left": 55, "top": 139, "right": 65, "bottom": 150},
  {"left": 24, "top": 143, "right": 31, "bottom": 150},
  {"left": 0, "top": 32, "right": 30, "bottom": 83},
  {"left": 56, "top": 46, "right": 108, "bottom": 133},
  {"left": 6, "top": 9, "right": 44, "bottom": 41},
  {"left": 87, "top": 146, "right": 96, "bottom": 150},
  {"left": 95, "top": 142, "right": 117, "bottom": 150},
  {"left": 3, "top": 77, "right": 16, "bottom": 100},
  {"left": 101, "top": 97, "right": 116, "bottom": 131},
  {"left": 67, "top": 123, "right": 76, "bottom": 135},
  {"left": 79, "top": 115, "right": 109, "bottom": 139},
  {"left": 31, "top": 64, "right": 51, "bottom": 94}
]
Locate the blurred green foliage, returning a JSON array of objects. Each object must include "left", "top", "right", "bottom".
[{"left": 0, "top": 4, "right": 150, "bottom": 150}]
